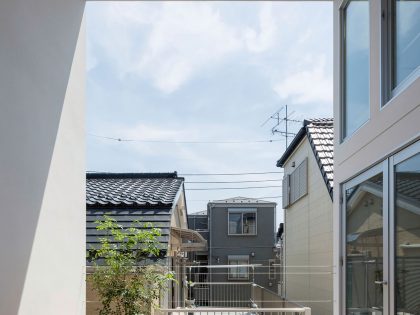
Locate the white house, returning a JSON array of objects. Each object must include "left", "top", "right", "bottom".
[
  {"left": 277, "top": 118, "right": 334, "bottom": 315},
  {"left": 333, "top": 1, "right": 420, "bottom": 314}
]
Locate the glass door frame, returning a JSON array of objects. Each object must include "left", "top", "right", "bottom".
[
  {"left": 341, "top": 160, "right": 390, "bottom": 315},
  {"left": 389, "top": 140, "right": 420, "bottom": 314},
  {"left": 341, "top": 140, "right": 420, "bottom": 315}
]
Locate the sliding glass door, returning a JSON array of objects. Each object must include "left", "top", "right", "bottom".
[
  {"left": 342, "top": 142, "right": 420, "bottom": 315},
  {"left": 393, "top": 152, "right": 420, "bottom": 314},
  {"left": 344, "top": 168, "right": 385, "bottom": 315}
]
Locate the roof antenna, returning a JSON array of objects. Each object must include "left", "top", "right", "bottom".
[{"left": 261, "top": 105, "right": 301, "bottom": 151}]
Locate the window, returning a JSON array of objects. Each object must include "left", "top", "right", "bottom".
[
  {"left": 382, "top": 0, "right": 420, "bottom": 102},
  {"left": 391, "top": 0, "right": 420, "bottom": 91},
  {"left": 228, "top": 209, "right": 257, "bottom": 235},
  {"left": 228, "top": 255, "right": 249, "bottom": 280},
  {"left": 282, "top": 158, "right": 307, "bottom": 208},
  {"left": 342, "top": 0, "right": 370, "bottom": 138}
]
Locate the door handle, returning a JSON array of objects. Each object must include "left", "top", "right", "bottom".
[{"left": 374, "top": 280, "right": 388, "bottom": 285}]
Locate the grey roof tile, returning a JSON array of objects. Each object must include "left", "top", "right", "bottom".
[{"left": 86, "top": 172, "right": 183, "bottom": 207}]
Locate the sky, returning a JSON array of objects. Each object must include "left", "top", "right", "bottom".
[{"left": 86, "top": 1, "right": 333, "bottom": 222}]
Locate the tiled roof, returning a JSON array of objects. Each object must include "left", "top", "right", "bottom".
[
  {"left": 86, "top": 172, "right": 184, "bottom": 207},
  {"left": 86, "top": 173, "right": 184, "bottom": 265},
  {"left": 209, "top": 196, "right": 276, "bottom": 204},
  {"left": 277, "top": 118, "right": 334, "bottom": 199},
  {"left": 306, "top": 119, "right": 334, "bottom": 197}
]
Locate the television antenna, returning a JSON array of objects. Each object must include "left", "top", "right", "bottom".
[{"left": 261, "top": 105, "right": 302, "bottom": 150}]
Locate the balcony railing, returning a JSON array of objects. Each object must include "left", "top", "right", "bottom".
[{"left": 157, "top": 307, "right": 311, "bottom": 315}]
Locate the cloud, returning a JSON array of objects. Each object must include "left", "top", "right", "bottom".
[
  {"left": 244, "top": 3, "right": 277, "bottom": 53},
  {"left": 273, "top": 55, "right": 332, "bottom": 104},
  {"left": 89, "top": 2, "right": 307, "bottom": 94},
  {"left": 136, "top": 3, "right": 242, "bottom": 93}
]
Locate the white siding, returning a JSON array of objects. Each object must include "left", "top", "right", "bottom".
[{"left": 283, "top": 138, "right": 333, "bottom": 315}]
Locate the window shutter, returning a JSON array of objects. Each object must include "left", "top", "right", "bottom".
[
  {"left": 299, "top": 158, "right": 308, "bottom": 197},
  {"left": 282, "top": 175, "right": 289, "bottom": 208},
  {"left": 288, "top": 158, "right": 308, "bottom": 206}
]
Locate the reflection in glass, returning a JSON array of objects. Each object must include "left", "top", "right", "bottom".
[
  {"left": 229, "top": 258, "right": 248, "bottom": 279},
  {"left": 343, "top": 0, "right": 369, "bottom": 138},
  {"left": 395, "top": 153, "right": 420, "bottom": 314},
  {"left": 346, "top": 173, "right": 383, "bottom": 314},
  {"left": 243, "top": 213, "right": 256, "bottom": 234},
  {"left": 228, "top": 213, "right": 242, "bottom": 234},
  {"left": 393, "top": 0, "right": 420, "bottom": 89}
]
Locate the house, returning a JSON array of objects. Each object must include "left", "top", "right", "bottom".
[
  {"left": 205, "top": 197, "right": 279, "bottom": 306},
  {"left": 333, "top": 1, "right": 420, "bottom": 314},
  {"left": 276, "top": 118, "right": 334, "bottom": 315},
  {"left": 85, "top": 172, "right": 207, "bottom": 313},
  {"left": 3, "top": 2, "right": 419, "bottom": 314},
  {"left": 187, "top": 210, "right": 209, "bottom": 266}
]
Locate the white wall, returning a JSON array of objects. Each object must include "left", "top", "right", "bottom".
[
  {"left": 0, "top": 1, "right": 85, "bottom": 314},
  {"left": 283, "top": 137, "right": 333, "bottom": 315},
  {"left": 333, "top": 0, "right": 420, "bottom": 314}
]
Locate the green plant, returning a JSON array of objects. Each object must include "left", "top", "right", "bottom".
[{"left": 87, "top": 215, "right": 175, "bottom": 315}]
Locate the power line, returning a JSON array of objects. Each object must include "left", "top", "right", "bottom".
[
  {"left": 185, "top": 179, "right": 282, "bottom": 184},
  {"left": 185, "top": 185, "right": 282, "bottom": 191},
  {"left": 180, "top": 171, "right": 283, "bottom": 176},
  {"left": 88, "top": 133, "right": 283, "bottom": 144}
]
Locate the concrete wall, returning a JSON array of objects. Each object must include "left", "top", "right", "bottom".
[
  {"left": 283, "top": 137, "right": 333, "bottom": 315},
  {"left": 0, "top": 1, "right": 85, "bottom": 314},
  {"left": 333, "top": 0, "right": 420, "bottom": 314}
]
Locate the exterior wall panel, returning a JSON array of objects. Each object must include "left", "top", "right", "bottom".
[
  {"left": 0, "top": 1, "right": 86, "bottom": 314},
  {"left": 283, "top": 138, "right": 333, "bottom": 315}
]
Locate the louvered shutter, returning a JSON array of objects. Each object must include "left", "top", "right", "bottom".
[
  {"left": 299, "top": 158, "right": 308, "bottom": 197},
  {"left": 282, "top": 175, "right": 289, "bottom": 208},
  {"left": 288, "top": 158, "right": 308, "bottom": 205}
]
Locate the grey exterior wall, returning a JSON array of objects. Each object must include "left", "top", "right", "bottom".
[{"left": 208, "top": 202, "right": 278, "bottom": 304}]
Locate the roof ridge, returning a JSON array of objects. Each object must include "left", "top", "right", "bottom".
[{"left": 86, "top": 172, "right": 180, "bottom": 179}]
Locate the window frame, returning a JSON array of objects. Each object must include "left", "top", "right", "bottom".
[
  {"left": 340, "top": 0, "right": 371, "bottom": 141},
  {"left": 381, "top": 0, "right": 420, "bottom": 107},
  {"left": 227, "top": 255, "right": 250, "bottom": 280},
  {"left": 227, "top": 208, "right": 257, "bottom": 236}
]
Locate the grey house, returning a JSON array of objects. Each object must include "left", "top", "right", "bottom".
[{"left": 206, "top": 197, "right": 279, "bottom": 306}]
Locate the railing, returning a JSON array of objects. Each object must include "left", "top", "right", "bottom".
[
  {"left": 157, "top": 307, "right": 311, "bottom": 315},
  {"left": 191, "top": 282, "right": 253, "bottom": 307}
]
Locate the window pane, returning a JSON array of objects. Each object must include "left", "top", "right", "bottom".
[
  {"left": 395, "top": 153, "right": 420, "bottom": 314},
  {"left": 229, "top": 259, "right": 238, "bottom": 278},
  {"left": 393, "top": 0, "right": 420, "bottom": 88},
  {"left": 345, "top": 173, "right": 383, "bottom": 314},
  {"left": 229, "top": 213, "right": 242, "bottom": 234},
  {"left": 243, "top": 213, "right": 256, "bottom": 234},
  {"left": 228, "top": 257, "right": 249, "bottom": 279},
  {"left": 343, "top": 0, "right": 370, "bottom": 138}
]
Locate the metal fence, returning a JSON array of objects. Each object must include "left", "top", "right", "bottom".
[{"left": 156, "top": 307, "right": 311, "bottom": 315}]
